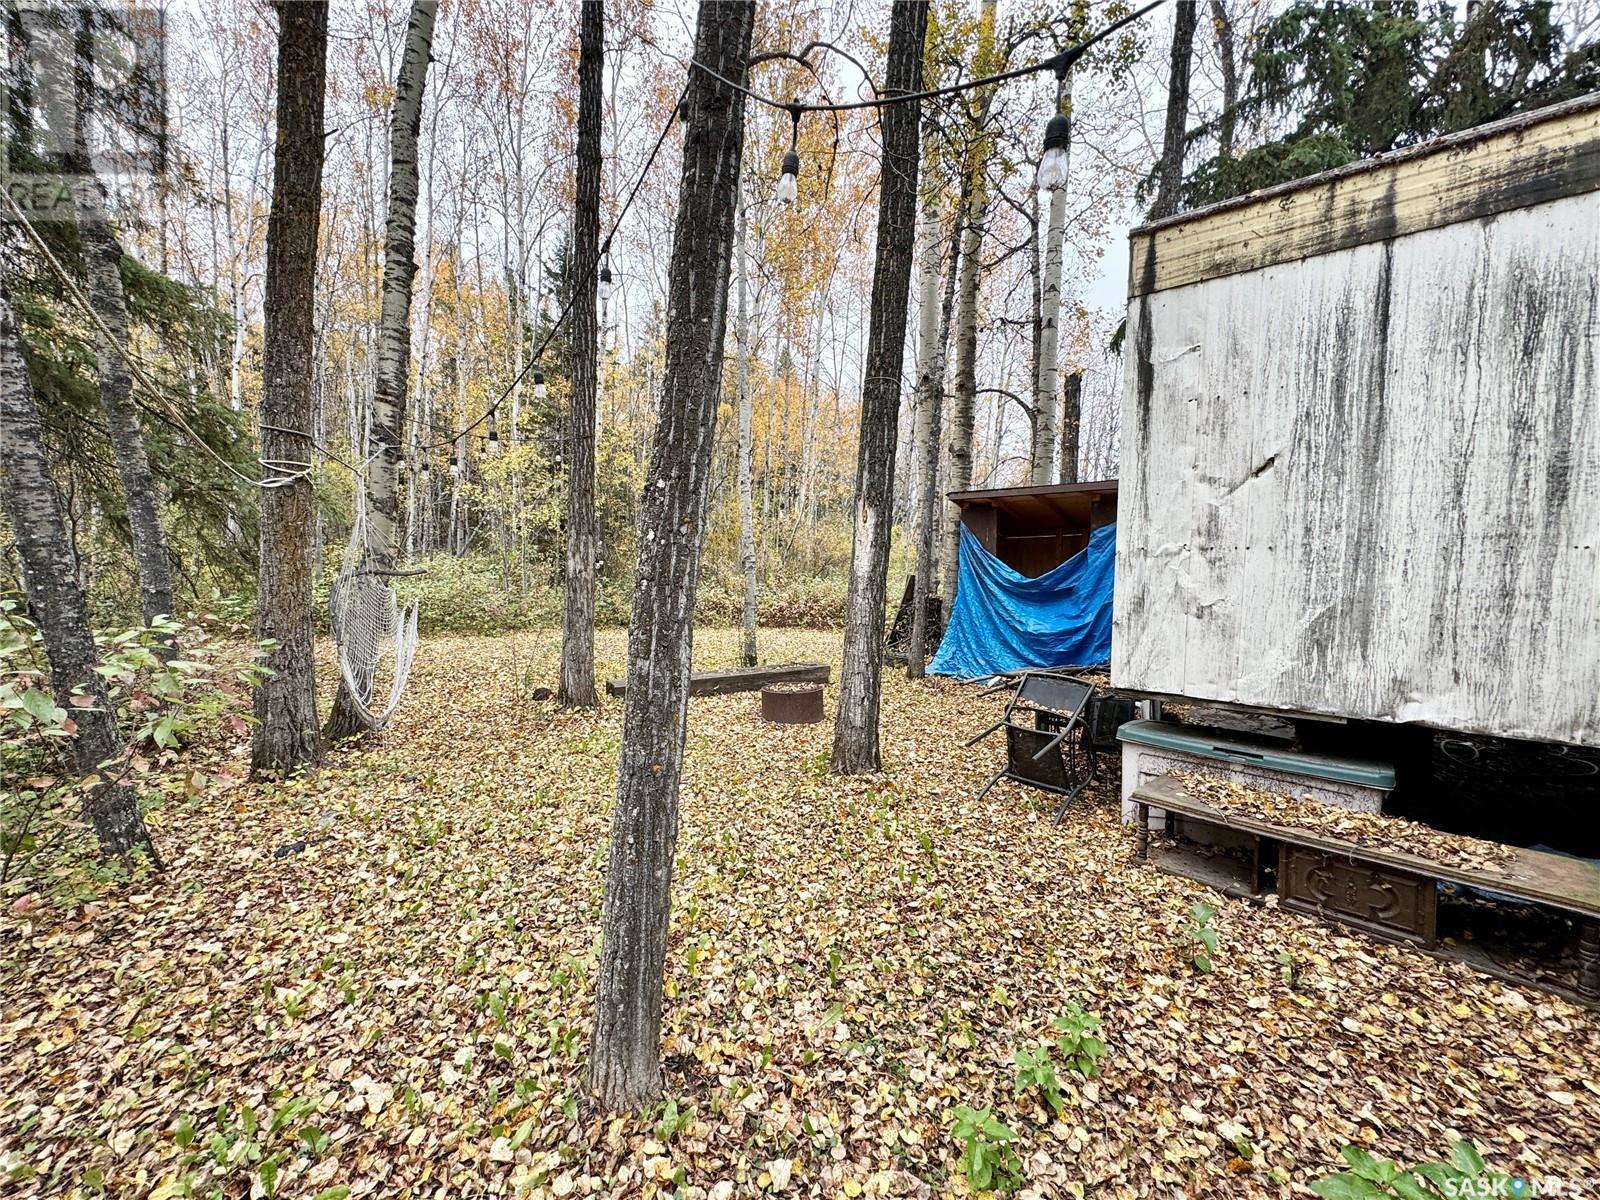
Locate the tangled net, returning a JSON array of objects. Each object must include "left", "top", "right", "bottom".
[{"left": 328, "top": 499, "right": 419, "bottom": 730}]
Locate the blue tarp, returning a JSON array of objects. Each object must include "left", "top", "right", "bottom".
[{"left": 928, "top": 522, "right": 1115, "bottom": 677}]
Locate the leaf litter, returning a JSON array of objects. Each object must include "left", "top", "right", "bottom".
[
  {"left": 1173, "top": 773, "right": 1520, "bottom": 874},
  {"left": 2, "top": 630, "right": 1597, "bottom": 1198}
]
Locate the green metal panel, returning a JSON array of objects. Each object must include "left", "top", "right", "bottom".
[{"left": 1116, "top": 720, "right": 1395, "bottom": 789}]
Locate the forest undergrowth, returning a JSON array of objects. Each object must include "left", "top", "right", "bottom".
[{"left": 2, "top": 630, "right": 1597, "bottom": 1198}]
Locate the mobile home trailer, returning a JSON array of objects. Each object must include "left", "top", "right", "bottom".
[{"left": 1113, "top": 95, "right": 1600, "bottom": 751}]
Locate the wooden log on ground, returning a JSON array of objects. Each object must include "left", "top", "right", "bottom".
[
  {"left": 761, "top": 682, "right": 824, "bottom": 724},
  {"left": 604, "top": 661, "right": 829, "bottom": 699}
]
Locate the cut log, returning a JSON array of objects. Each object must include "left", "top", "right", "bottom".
[
  {"left": 604, "top": 662, "right": 829, "bottom": 699},
  {"left": 761, "top": 682, "right": 824, "bottom": 724}
]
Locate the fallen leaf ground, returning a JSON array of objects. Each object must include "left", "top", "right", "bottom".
[{"left": 3, "top": 630, "right": 1598, "bottom": 1199}]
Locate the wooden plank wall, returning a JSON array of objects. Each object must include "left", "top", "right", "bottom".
[{"left": 1113, "top": 186, "right": 1600, "bottom": 745}]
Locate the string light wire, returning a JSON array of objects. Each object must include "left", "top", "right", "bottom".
[
  {"left": 9, "top": 0, "right": 1164, "bottom": 479},
  {"left": 689, "top": 0, "right": 1165, "bottom": 117},
  {"left": 416, "top": 78, "right": 690, "bottom": 453},
  {"left": 430, "top": 0, "right": 1164, "bottom": 454}
]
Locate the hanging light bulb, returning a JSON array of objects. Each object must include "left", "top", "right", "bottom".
[
  {"left": 533, "top": 367, "right": 548, "bottom": 401},
  {"left": 598, "top": 246, "right": 613, "bottom": 306},
  {"left": 1036, "top": 112, "right": 1072, "bottom": 192},
  {"left": 776, "top": 147, "right": 800, "bottom": 206},
  {"left": 420, "top": 457, "right": 430, "bottom": 478},
  {"left": 487, "top": 423, "right": 501, "bottom": 457},
  {"left": 448, "top": 450, "right": 460, "bottom": 479},
  {"left": 777, "top": 106, "right": 801, "bottom": 205}
]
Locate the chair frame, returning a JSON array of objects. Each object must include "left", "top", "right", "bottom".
[{"left": 965, "top": 671, "right": 1099, "bottom": 822}]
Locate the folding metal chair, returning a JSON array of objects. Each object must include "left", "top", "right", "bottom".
[{"left": 965, "top": 671, "right": 1099, "bottom": 822}]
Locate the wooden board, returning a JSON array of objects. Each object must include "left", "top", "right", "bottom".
[
  {"left": 604, "top": 662, "right": 829, "bottom": 699},
  {"left": 1114, "top": 181, "right": 1600, "bottom": 745},
  {"left": 1128, "top": 94, "right": 1600, "bottom": 297},
  {"left": 1134, "top": 775, "right": 1600, "bottom": 919}
]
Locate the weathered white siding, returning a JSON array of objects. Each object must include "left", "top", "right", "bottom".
[{"left": 1113, "top": 189, "right": 1600, "bottom": 745}]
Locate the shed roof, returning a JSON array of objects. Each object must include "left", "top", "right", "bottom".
[
  {"left": 1125, "top": 92, "right": 1600, "bottom": 298},
  {"left": 946, "top": 479, "right": 1117, "bottom": 527}
]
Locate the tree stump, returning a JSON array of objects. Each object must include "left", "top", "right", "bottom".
[{"left": 761, "top": 682, "right": 823, "bottom": 724}]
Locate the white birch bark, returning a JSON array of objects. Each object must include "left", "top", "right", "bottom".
[
  {"left": 734, "top": 201, "right": 758, "bottom": 666},
  {"left": 325, "top": 0, "right": 435, "bottom": 741},
  {"left": 939, "top": 175, "right": 986, "bottom": 602},
  {"left": 1033, "top": 81, "right": 1073, "bottom": 484},
  {"left": 906, "top": 172, "right": 942, "bottom": 678}
]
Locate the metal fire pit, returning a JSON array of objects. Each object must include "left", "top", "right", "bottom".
[{"left": 761, "top": 682, "right": 823, "bottom": 724}]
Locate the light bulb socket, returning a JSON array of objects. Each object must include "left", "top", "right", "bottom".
[
  {"left": 1042, "top": 112, "right": 1071, "bottom": 154},
  {"left": 1037, "top": 113, "right": 1073, "bottom": 192},
  {"left": 780, "top": 148, "right": 800, "bottom": 179}
]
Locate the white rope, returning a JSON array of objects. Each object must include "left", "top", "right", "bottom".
[{"left": 329, "top": 496, "right": 420, "bottom": 729}]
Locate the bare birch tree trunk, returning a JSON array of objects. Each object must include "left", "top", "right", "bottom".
[
  {"left": 558, "top": 0, "right": 603, "bottom": 708},
  {"left": 1151, "top": 0, "right": 1199, "bottom": 220},
  {"left": 734, "top": 201, "right": 758, "bottom": 667},
  {"left": 1060, "top": 370, "right": 1082, "bottom": 484},
  {"left": 831, "top": 0, "right": 927, "bottom": 774},
  {"left": 252, "top": 0, "right": 328, "bottom": 777},
  {"left": 939, "top": 0, "right": 998, "bottom": 603},
  {"left": 1033, "top": 81, "right": 1073, "bottom": 484},
  {"left": 589, "top": 0, "right": 754, "bottom": 1113},
  {"left": 0, "top": 288, "right": 156, "bottom": 862},
  {"left": 326, "top": 0, "right": 435, "bottom": 741},
  {"left": 926, "top": 187, "right": 965, "bottom": 590},
  {"left": 939, "top": 178, "right": 986, "bottom": 602},
  {"left": 906, "top": 156, "right": 942, "bottom": 680}
]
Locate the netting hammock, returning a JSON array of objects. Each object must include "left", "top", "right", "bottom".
[{"left": 329, "top": 498, "right": 420, "bottom": 730}]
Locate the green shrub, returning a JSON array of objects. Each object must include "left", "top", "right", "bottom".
[
  {"left": 1013, "top": 1044, "right": 1065, "bottom": 1115},
  {"left": 1014, "top": 1000, "right": 1108, "bottom": 1117},
  {"left": 393, "top": 557, "right": 560, "bottom": 634},
  {"left": 1183, "top": 901, "right": 1219, "bottom": 973},
  {"left": 949, "top": 1105, "right": 1023, "bottom": 1194},
  {"left": 1, "top": 596, "right": 265, "bottom": 887},
  {"left": 693, "top": 569, "right": 852, "bottom": 628},
  {"left": 1310, "top": 1141, "right": 1511, "bottom": 1199},
  {"left": 1049, "top": 1001, "right": 1108, "bottom": 1076}
]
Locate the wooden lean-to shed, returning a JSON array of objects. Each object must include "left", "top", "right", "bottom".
[
  {"left": 1112, "top": 95, "right": 1600, "bottom": 747},
  {"left": 949, "top": 480, "right": 1118, "bottom": 579}
]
